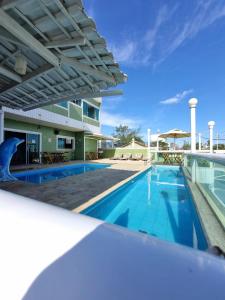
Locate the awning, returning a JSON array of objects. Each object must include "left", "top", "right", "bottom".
[
  {"left": 0, "top": 0, "right": 127, "bottom": 111},
  {"left": 85, "top": 132, "right": 118, "bottom": 141}
]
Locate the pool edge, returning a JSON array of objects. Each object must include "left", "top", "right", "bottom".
[
  {"left": 182, "top": 167, "right": 225, "bottom": 252},
  {"left": 73, "top": 163, "right": 152, "bottom": 213}
]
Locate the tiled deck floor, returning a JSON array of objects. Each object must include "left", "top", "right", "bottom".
[{"left": 0, "top": 159, "right": 147, "bottom": 210}]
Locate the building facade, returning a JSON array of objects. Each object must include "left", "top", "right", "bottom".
[{"left": 2, "top": 97, "right": 102, "bottom": 165}]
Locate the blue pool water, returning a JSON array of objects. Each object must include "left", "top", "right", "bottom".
[
  {"left": 14, "top": 163, "right": 109, "bottom": 184},
  {"left": 83, "top": 165, "right": 207, "bottom": 250}
]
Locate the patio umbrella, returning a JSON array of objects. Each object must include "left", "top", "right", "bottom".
[{"left": 159, "top": 129, "right": 191, "bottom": 150}]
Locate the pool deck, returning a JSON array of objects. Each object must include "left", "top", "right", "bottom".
[{"left": 0, "top": 159, "right": 149, "bottom": 210}]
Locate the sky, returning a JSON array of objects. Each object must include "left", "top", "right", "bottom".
[{"left": 83, "top": 0, "right": 225, "bottom": 143}]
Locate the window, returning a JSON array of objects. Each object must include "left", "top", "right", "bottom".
[
  {"left": 83, "top": 101, "right": 99, "bottom": 121},
  {"left": 56, "top": 101, "right": 68, "bottom": 109},
  {"left": 71, "top": 99, "right": 82, "bottom": 106},
  {"left": 57, "top": 136, "right": 75, "bottom": 150}
]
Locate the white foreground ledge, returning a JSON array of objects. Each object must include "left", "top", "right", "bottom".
[{"left": 0, "top": 189, "right": 225, "bottom": 300}]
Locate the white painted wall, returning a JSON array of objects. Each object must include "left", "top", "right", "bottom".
[{"left": 3, "top": 106, "right": 100, "bottom": 134}]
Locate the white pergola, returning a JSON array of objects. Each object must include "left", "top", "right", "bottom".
[{"left": 0, "top": 0, "right": 127, "bottom": 111}]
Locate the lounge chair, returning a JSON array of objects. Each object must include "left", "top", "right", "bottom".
[
  {"left": 132, "top": 153, "right": 143, "bottom": 161},
  {"left": 121, "top": 153, "right": 132, "bottom": 160},
  {"left": 110, "top": 154, "right": 123, "bottom": 160}
]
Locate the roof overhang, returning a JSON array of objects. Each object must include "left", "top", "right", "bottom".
[
  {"left": 85, "top": 132, "right": 117, "bottom": 141},
  {"left": 0, "top": 0, "right": 127, "bottom": 111}
]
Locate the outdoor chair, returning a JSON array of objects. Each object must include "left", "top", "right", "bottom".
[
  {"left": 110, "top": 154, "right": 123, "bottom": 160},
  {"left": 132, "top": 153, "right": 143, "bottom": 160},
  {"left": 121, "top": 153, "right": 132, "bottom": 160}
]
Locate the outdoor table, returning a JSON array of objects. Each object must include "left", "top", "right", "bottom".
[
  {"left": 41, "top": 152, "right": 68, "bottom": 164},
  {"left": 51, "top": 152, "right": 67, "bottom": 163}
]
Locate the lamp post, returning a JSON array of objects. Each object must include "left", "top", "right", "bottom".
[
  {"left": 189, "top": 98, "right": 198, "bottom": 153},
  {"left": 208, "top": 121, "right": 215, "bottom": 154}
]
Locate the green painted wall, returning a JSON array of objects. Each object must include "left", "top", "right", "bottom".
[
  {"left": 4, "top": 118, "right": 77, "bottom": 160},
  {"left": 102, "top": 148, "right": 156, "bottom": 161},
  {"left": 69, "top": 103, "right": 82, "bottom": 121},
  {"left": 85, "top": 138, "right": 97, "bottom": 152},
  {"left": 43, "top": 101, "right": 100, "bottom": 127},
  {"left": 75, "top": 132, "right": 84, "bottom": 160},
  {"left": 44, "top": 104, "right": 68, "bottom": 117},
  {"left": 83, "top": 116, "right": 100, "bottom": 127}
]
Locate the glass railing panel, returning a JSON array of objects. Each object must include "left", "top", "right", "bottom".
[{"left": 184, "top": 154, "right": 225, "bottom": 229}]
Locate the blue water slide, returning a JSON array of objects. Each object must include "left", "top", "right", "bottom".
[{"left": 0, "top": 138, "right": 24, "bottom": 181}]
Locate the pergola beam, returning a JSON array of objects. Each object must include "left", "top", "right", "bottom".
[
  {"left": 44, "top": 37, "right": 86, "bottom": 49},
  {"left": 23, "top": 89, "right": 123, "bottom": 111},
  {"left": 61, "top": 56, "right": 116, "bottom": 84},
  {"left": 0, "top": 27, "right": 28, "bottom": 48},
  {"left": 0, "top": 0, "right": 27, "bottom": 10},
  {"left": 0, "top": 8, "right": 59, "bottom": 67},
  {"left": 0, "top": 64, "right": 53, "bottom": 94},
  {"left": 0, "top": 65, "right": 22, "bottom": 82}
]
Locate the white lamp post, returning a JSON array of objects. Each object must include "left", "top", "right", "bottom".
[
  {"left": 198, "top": 133, "right": 201, "bottom": 151},
  {"left": 208, "top": 121, "right": 215, "bottom": 154},
  {"left": 147, "top": 128, "right": 151, "bottom": 161},
  {"left": 189, "top": 98, "right": 198, "bottom": 153}
]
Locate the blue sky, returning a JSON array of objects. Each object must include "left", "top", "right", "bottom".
[{"left": 84, "top": 0, "right": 225, "bottom": 142}]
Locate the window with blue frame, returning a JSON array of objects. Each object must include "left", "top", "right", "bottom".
[
  {"left": 83, "top": 101, "right": 99, "bottom": 121},
  {"left": 57, "top": 136, "right": 74, "bottom": 149},
  {"left": 56, "top": 101, "right": 68, "bottom": 109}
]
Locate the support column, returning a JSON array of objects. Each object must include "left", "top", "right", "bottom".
[
  {"left": 198, "top": 133, "right": 201, "bottom": 151},
  {"left": 0, "top": 107, "right": 4, "bottom": 144},
  {"left": 189, "top": 98, "right": 198, "bottom": 153},
  {"left": 208, "top": 121, "right": 215, "bottom": 154}
]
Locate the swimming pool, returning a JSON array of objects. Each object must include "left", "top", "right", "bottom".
[
  {"left": 14, "top": 163, "right": 110, "bottom": 184},
  {"left": 83, "top": 165, "right": 207, "bottom": 250}
]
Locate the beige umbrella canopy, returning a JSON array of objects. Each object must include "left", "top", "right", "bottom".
[
  {"left": 159, "top": 129, "right": 191, "bottom": 139},
  {"left": 159, "top": 129, "right": 191, "bottom": 150}
]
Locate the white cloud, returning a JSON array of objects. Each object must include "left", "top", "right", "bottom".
[
  {"left": 154, "top": 0, "right": 225, "bottom": 66},
  {"left": 109, "top": 41, "right": 137, "bottom": 64},
  {"left": 102, "top": 96, "right": 124, "bottom": 111},
  {"left": 110, "top": 1, "right": 225, "bottom": 67},
  {"left": 160, "top": 89, "right": 193, "bottom": 105},
  {"left": 100, "top": 110, "right": 140, "bottom": 128}
]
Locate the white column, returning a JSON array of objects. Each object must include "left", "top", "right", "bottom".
[
  {"left": 147, "top": 128, "right": 151, "bottom": 161},
  {"left": 208, "top": 121, "right": 215, "bottom": 154},
  {"left": 0, "top": 107, "right": 4, "bottom": 144},
  {"left": 189, "top": 98, "right": 198, "bottom": 153},
  {"left": 198, "top": 133, "right": 201, "bottom": 151}
]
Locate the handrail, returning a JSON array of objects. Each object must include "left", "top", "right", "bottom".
[{"left": 186, "top": 153, "right": 225, "bottom": 166}]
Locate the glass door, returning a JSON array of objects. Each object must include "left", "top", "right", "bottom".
[
  {"left": 4, "top": 130, "right": 26, "bottom": 165},
  {"left": 27, "top": 133, "right": 40, "bottom": 164}
]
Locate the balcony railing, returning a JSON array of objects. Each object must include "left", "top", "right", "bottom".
[{"left": 184, "top": 153, "right": 225, "bottom": 229}]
